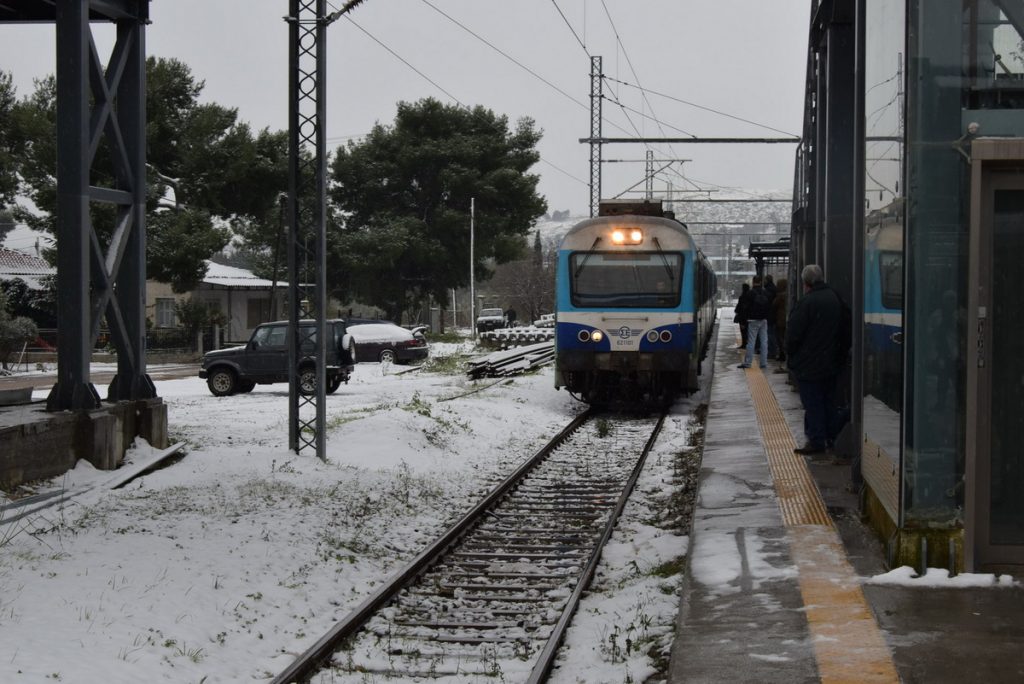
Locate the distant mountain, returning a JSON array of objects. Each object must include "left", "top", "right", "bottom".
[{"left": 532, "top": 192, "right": 792, "bottom": 247}]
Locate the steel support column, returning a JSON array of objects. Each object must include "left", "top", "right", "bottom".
[
  {"left": 287, "top": 0, "right": 328, "bottom": 460},
  {"left": 48, "top": 0, "right": 153, "bottom": 411},
  {"left": 589, "top": 56, "right": 603, "bottom": 217},
  {"left": 645, "top": 150, "right": 654, "bottom": 200}
]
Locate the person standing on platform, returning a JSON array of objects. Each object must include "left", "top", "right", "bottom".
[
  {"left": 734, "top": 283, "right": 752, "bottom": 349},
  {"left": 786, "top": 264, "right": 843, "bottom": 454},
  {"left": 738, "top": 275, "right": 772, "bottom": 369}
]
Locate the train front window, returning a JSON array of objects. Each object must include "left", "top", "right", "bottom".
[{"left": 570, "top": 252, "right": 682, "bottom": 308}]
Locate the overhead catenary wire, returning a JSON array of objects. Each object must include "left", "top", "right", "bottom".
[
  {"left": 338, "top": 14, "right": 588, "bottom": 187},
  {"left": 327, "top": 0, "right": 789, "bottom": 204},
  {"left": 597, "top": 0, "right": 687, "bottom": 176},
  {"left": 418, "top": 0, "right": 588, "bottom": 110},
  {"left": 549, "top": 0, "right": 589, "bottom": 57},
  {"left": 603, "top": 76, "right": 800, "bottom": 138}
]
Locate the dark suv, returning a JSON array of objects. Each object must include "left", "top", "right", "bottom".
[{"left": 199, "top": 319, "right": 355, "bottom": 397}]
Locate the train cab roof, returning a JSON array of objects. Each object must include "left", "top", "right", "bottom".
[
  {"left": 560, "top": 212, "right": 696, "bottom": 252},
  {"left": 866, "top": 200, "right": 903, "bottom": 251},
  {"left": 597, "top": 199, "right": 667, "bottom": 217}
]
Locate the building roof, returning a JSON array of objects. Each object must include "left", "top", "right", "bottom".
[
  {"left": 201, "top": 261, "right": 288, "bottom": 290},
  {"left": 0, "top": 252, "right": 282, "bottom": 292},
  {"left": 0, "top": 248, "right": 54, "bottom": 290}
]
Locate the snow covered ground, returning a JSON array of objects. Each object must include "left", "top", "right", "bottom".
[{"left": 0, "top": 345, "right": 703, "bottom": 683}]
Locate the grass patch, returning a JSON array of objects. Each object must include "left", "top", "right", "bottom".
[
  {"left": 649, "top": 556, "right": 687, "bottom": 578},
  {"left": 424, "top": 330, "right": 465, "bottom": 344},
  {"left": 421, "top": 353, "right": 465, "bottom": 375}
]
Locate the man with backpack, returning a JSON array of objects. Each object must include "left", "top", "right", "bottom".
[{"left": 738, "top": 275, "right": 773, "bottom": 369}]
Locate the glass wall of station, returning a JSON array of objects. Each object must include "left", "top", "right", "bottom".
[
  {"left": 862, "top": 0, "right": 905, "bottom": 510},
  {"left": 864, "top": 0, "right": 1024, "bottom": 530}
]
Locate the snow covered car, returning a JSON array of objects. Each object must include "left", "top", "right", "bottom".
[
  {"left": 198, "top": 319, "right": 355, "bottom": 396},
  {"left": 533, "top": 313, "right": 555, "bottom": 328},
  {"left": 475, "top": 307, "right": 507, "bottom": 333},
  {"left": 348, "top": 322, "right": 429, "bottom": 364}
]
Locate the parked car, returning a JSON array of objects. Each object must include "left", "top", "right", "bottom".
[
  {"left": 476, "top": 307, "right": 507, "bottom": 333},
  {"left": 198, "top": 319, "right": 355, "bottom": 396},
  {"left": 533, "top": 313, "right": 555, "bottom": 328},
  {"left": 348, "top": 322, "right": 429, "bottom": 364}
]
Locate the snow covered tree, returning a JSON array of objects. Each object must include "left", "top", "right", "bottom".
[
  {"left": 328, "top": 98, "right": 547, "bottom": 322},
  {"left": 10, "top": 58, "right": 287, "bottom": 289}
]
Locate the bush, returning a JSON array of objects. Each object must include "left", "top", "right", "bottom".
[{"left": 0, "top": 290, "right": 38, "bottom": 368}]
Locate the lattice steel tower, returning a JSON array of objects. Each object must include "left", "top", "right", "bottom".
[
  {"left": 589, "top": 56, "right": 603, "bottom": 217},
  {"left": 287, "top": 0, "right": 329, "bottom": 460}
]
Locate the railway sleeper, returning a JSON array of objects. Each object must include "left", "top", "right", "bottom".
[
  {"left": 449, "top": 550, "right": 588, "bottom": 561},
  {"left": 405, "top": 587, "right": 562, "bottom": 602},
  {"left": 476, "top": 524, "right": 598, "bottom": 536},
  {"left": 434, "top": 581, "right": 568, "bottom": 592},
  {"left": 434, "top": 570, "right": 574, "bottom": 580},
  {"left": 457, "top": 543, "right": 583, "bottom": 553},
  {"left": 485, "top": 509, "right": 603, "bottom": 520},
  {"left": 468, "top": 535, "right": 592, "bottom": 546},
  {"left": 393, "top": 603, "right": 550, "bottom": 619}
]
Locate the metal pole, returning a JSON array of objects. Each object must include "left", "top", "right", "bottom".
[
  {"left": 589, "top": 55, "right": 602, "bottom": 217},
  {"left": 645, "top": 150, "right": 654, "bottom": 200},
  {"left": 470, "top": 197, "right": 476, "bottom": 339}
]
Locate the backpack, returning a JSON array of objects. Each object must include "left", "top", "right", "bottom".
[{"left": 750, "top": 287, "right": 772, "bottom": 320}]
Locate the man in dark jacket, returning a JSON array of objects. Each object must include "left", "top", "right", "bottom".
[
  {"left": 739, "top": 275, "right": 772, "bottom": 369},
  {"left": 786, "top": 264, "right": 844, "bottom": 454}
]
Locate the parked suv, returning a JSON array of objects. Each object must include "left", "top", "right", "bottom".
[
  {"left": 199, "top": 319, "right": 355, "bottom": 397},
  {"left": 476, "top": 307, "right": 507, "bottom": 333}
]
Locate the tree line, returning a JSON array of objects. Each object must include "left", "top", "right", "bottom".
[{"left": 0, "top": 58, "right": 547, "bottom": 325}]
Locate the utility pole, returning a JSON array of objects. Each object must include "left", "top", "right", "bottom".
[
  {"left": 645, "top": 150, "right": 654, "bottom": 200},
  {"left": 470, "top": 197, "right": 476, "bottom": 339},
  {"left": 589, "top": 56, "right": 602, "bottom": 217},
  {"left": 287, "top": 0, "right": 328, "bottom": 460}
]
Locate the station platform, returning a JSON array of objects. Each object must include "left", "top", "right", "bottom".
[{"left": 668, "top": 321, "right": 1024, "bottom": 683}]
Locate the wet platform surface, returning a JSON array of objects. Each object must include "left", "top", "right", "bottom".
[{"left": 668, "top": 321, "right": 1024, "bottom": 683}]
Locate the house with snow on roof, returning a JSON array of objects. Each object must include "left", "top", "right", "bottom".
[
  {"left": 1, "top": 248, "right": 289, "bottom": 345},
  {"left": 147, "top": 260, "right": 287, "bottom": 343},
  {"left": 0, "top": 246, "right": 55, "bottom": 292}
]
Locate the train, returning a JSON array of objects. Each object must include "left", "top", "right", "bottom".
[{"left": 553, "top": 199, "right": 717, "bottom": 404}]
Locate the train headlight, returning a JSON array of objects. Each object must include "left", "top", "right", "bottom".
[
  {"left": 646, "top": 330, "right": 659, "bottom": 343},
  {"left": 610, "top": 227, "right": 643, "bottom": 244},
  {"left": 578, "top": 330, "right": 591, "bottom": 342},
  {"left": 591, "top": 330, "right": 604, "bottom": 342}
]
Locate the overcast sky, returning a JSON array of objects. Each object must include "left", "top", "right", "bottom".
[{"left": 1, "top": 1, "right": 809, "bottom": 216}]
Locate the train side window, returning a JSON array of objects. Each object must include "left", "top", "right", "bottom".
[{"left": 879, "top": 251, "right": 903, "bottom": 310}]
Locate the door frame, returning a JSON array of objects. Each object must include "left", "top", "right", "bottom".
[{"left": 966, "top": 138, "right": 1024, "bottom": 570}]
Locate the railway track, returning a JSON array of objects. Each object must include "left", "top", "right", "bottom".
[{"left": 272, "top": 410, "right": 667, "bottom": 683}]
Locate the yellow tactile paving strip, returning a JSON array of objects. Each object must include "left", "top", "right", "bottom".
[{"left": 741, "top": 364, "right": 899, "bottom": 684}]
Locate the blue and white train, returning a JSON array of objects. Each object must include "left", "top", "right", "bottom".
[{"left": 554, "top": 200, "right": 717, "bottom": 404}]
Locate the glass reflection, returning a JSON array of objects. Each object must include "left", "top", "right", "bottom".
[
  {"left": 863, "top": 201, "right": 903, "bottom": 461},
  {"left": 863, "top": 0, "right": 905, "bottom": 467}
]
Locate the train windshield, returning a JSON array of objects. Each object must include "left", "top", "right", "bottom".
[{"left": 570, "top": 252, "right": 682, "bottom": 308}]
